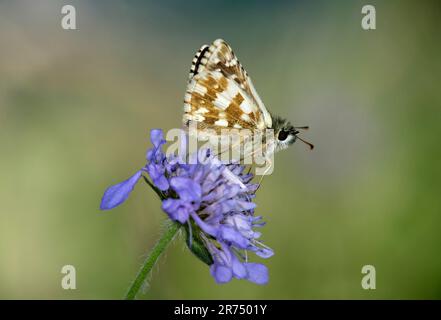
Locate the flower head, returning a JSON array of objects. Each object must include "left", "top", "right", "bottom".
[{"left": 100, "top": 129, "right": 273, "bottom": 284}]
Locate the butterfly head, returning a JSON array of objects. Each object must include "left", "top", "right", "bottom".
[{"left": 273, "top": 116, "right": 314, "bottom": 152}]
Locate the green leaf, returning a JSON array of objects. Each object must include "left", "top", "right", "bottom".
[{"left": 184, "top": 221, "right": 214, "bottom": 266}]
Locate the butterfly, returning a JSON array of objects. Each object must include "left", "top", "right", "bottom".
[{"left": 182, "top": 39, "right": 313, "bottom": 164}]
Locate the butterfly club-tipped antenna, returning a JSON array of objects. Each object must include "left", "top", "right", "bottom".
[
  {"left": 297, "top": 136, "right": 314, "bottom": 150},
  {"left": 294, "top": 126, "right": 314, "bottom": 150}
]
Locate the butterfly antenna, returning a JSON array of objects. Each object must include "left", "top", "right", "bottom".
[{"left": 297, "top": 135, "right": 314, "bottom": 150}]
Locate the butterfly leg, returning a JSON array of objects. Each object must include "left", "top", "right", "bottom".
[{"left": 256, "top": 156, "right": 273, "bottom": 189}]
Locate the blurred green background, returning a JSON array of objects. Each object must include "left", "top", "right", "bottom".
[{"left": 1, "top": 0, "right": 440, "bottom": 299}]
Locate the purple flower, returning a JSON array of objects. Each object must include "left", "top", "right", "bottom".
[
  {"left": 100, "top": 171, "right": 142, "bottom": 210},
  {"left": 162, "top": 177, "right": 201, "bottom": 223},
  {"left": 100, "top": 129, "right": 273, "bottom": 285}
]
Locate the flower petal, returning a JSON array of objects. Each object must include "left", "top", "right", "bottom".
[
  {"left": 170, "top": 177, "right": 202, "bottom": 202},
  {"left": 219, "top": 226, "right": 249, "bottom": 249},
  {"left": 190, "top": 212, "right": 218, "bottom": 237},
  {"left": 162, "top": 199, "right": 192, "bottom": 223},
  {"left": 150, "top": 129, "right": 165, "bottom": 148},
  {"left": 245, "top": 263, "right": 269, "bottom": 285},
  {"left": 255, "top": 247, "right": 274, "bottom": 259},
  {"left": 153, "top": 174, "right": 169, "bottom": 191},
  {"left": 210, "top": 264, "right": 233, "bottom": 284},
  {"left": 100, "top": 171, "right": 142, "bottom": 210},
  {"left": 231, "top": 254, "right": 247, "bottom": 279},
  {"left": 146, "top": 163, "right": 169, "bottom": 191}
]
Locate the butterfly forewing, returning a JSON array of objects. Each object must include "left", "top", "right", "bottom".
[
  {"left": 184, "top": 39, "right": 272, "bottom": 132},
  {"left": 184, "top": 70, "right": 265, "bottom": 131}
]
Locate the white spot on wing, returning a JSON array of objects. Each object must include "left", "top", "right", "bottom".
[
  {"left": 195, "top": 107, "right": 209, "bottom": 114},
  {"left": 214, "top": 119, "right": 229, "bottom": 127},
  {"left": 239, "top": 99, "right": 253, "bottom": 114},
  {"left": 225, "top": 83, "right": 240, "bottom": 99},
  {"left": 194, "top": 83, "right": 207, "bottom": 95},
  {"left": 214, "top": 94, "right": 231, "bottom": 110}
]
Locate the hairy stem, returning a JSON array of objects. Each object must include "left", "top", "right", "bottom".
[{"left": 125, "top": 221, "right": 180, "bottom": 300}]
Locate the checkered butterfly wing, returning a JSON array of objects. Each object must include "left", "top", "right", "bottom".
[{"left": 183, "top": 39, "right": 272, "bottom": 133}]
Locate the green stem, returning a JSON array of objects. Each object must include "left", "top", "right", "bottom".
[
  {"left": 142, "top": 175, "right": 166, "bottom": 200},
  {"left": 125, "top": 221, "right": 181, "bottom": 300}
]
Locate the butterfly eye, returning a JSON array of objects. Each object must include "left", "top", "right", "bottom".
[{"left": 277, "top": 130, "right": 289, "bottom": 141}]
